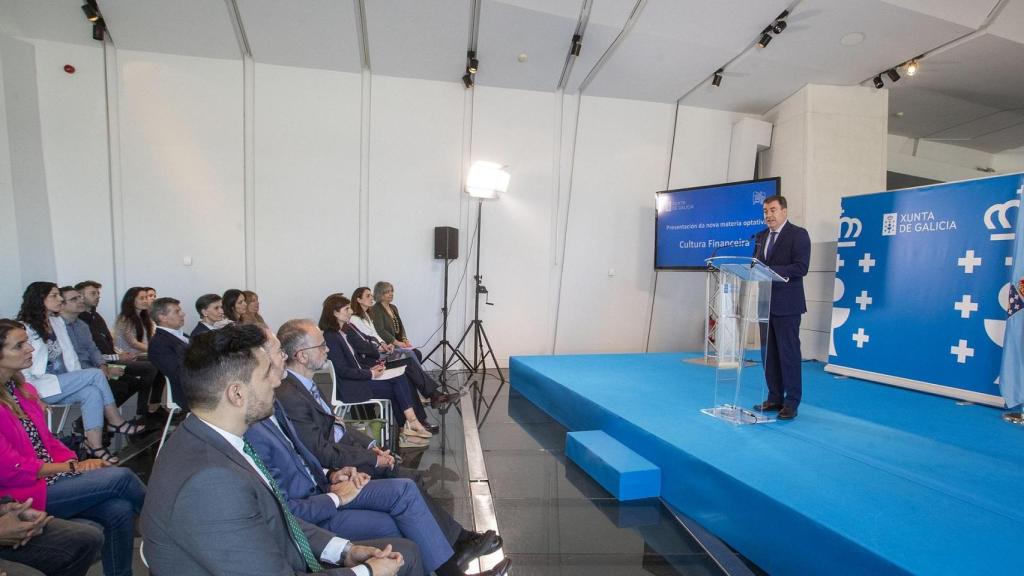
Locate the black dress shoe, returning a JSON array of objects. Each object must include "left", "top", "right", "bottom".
[
  {"left": 454, "top": 530, "right": 503, "bottom": 570},
  {"left": 753, "top": 401, "right": 783, "bottom": 412},
  {"left": 777, "top": 406, "right": 798, "bottom": 420},
  {"left": 477, "top": 557, "right": 511, "bottom": 576}
]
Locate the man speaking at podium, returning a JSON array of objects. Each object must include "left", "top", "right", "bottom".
[{"left": 752, "top": 195, "right": 811, "bottom": 420}]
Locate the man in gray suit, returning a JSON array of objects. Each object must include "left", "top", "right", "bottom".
[{"left": 140, "top": 324, "right": 421, "bottom": 576}]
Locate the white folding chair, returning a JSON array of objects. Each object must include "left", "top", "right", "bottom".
[
  {"left": 157, "top": 376, "right": 181, "bottom": 454},
  {"left": 316, "top": 360, "right": 394, "bottom": 450},
  {"left": 46, "top": 403, "right": 73, "bottom": 435}
]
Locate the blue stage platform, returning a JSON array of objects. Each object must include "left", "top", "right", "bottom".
[{"left": 509, "top": 353, "right": 1024, "bottom": 576}]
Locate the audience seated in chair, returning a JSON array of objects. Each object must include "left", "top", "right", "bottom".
[
  {"left": 74, "top": 281, "right": 163, "bottom": 422},
  {"left": 114, "top": 287, "right": 165, "bottom": 416},
  {"left": 15, "top": 285, "right": 145, "bottom": 463},
  {"left": 368, "top": 282, "right": 421, "bottom": 362},
  {"left": 242, "top": 290, "right": 268, "bottom": 327},
  {"left": 191, "top": 293, "right": 226, "bottom": 337},
  {"left": 140, "top": 324, "right": 419, "bottom": 576},
  {"left": 0, "top": 495, "right": 104, "bottom": 576},
  {"left": 148, "top": 298, "right": 191, "bottom": 412},
  {"left": 0, "top": 319, "right": 146, "bottom": 576},
  {"left": 317, "top": 296, "right": 433, "bottom": 446},
  {"left": 247, "top": 327, "right": 507, "bottom": 576},
  {"left": 350, "top": 287, "right": 455, "bottom": 409},
  {"left": 221, "top": 289, "right": 248, "bottom": 325}
]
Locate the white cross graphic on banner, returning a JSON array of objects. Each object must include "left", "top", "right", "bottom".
[
  {"left": 858, "top": 254, "right": 876, "bottom": 273},
  {"left": 957, "top": 250, "right": 982, "bottom": 274},
  {"left": 836, "top": 253, "right": 845, "bottom": 270},
  {"left": 852, "top": 328, "right": 870, "bottom": 348},
  {"left": 855, "top": 291, "right": 873, "bottom": 311},
  {"left": 950, "top": 339, "right": 975, "bottom": 363},
  {"left": 954, "top": 295, "right": 978, "bottom": 319}
]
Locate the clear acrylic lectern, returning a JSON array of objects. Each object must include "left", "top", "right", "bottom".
[{"left": 701, "top": 256, "right": 786, "bottom": 425}]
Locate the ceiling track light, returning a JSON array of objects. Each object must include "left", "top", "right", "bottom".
[
  {"left": 772, "top": 19, "right": 787, "bottom": 34},
  {"left": 81, "top": 3, "right": 99, "bottom": 22},
  {"left": 757, "top": 29, "right": 772, "bottom": 48},
  {"left": 462, "top": 73, "right": 474, "bottom": 88},
  {"left": 905, "top": 58, "right": 919, "bottom": 76},
  {"left": 886, "top": 68, "right": 900, "bottom": 82},
  {"left": 872, "top": 75, "right": 884, "bottom": 89},
  {"left": 466, "top": 51, "right": 478, "bottom": 74},
  {"left": 712, "top": 69, "right": 723, "bottom": 87},
  {"left": 570, "top": 34, "right": 582, "bottom": 57}
]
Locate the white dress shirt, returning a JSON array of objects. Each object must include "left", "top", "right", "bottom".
[
  {"left": 156, "top": 325, "right": 189, "bottom": 343},
  {"left": 197, "top": 416, "right": 364, "bottom": 573}
]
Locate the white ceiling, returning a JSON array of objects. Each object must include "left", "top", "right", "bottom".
[{"left": 1, "top": 0, "right": 1022, "bottom": 153}]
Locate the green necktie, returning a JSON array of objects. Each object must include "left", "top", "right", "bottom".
[{"left": 242, "top": 439, "right": 324, "bottom": 573}]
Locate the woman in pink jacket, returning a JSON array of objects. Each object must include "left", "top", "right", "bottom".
[{"left": 0, "top": 319, "right": 146, "bottom": 576}]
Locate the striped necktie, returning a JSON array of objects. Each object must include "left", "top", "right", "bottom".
[{"left": 242, "top": 439, "right": 323, "bottom": 572}]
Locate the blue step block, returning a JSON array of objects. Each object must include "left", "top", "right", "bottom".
[{"left": 566, "top": 430, "right": 660, "bottom": 501}]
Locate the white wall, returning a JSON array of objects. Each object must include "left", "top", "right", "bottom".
[
  {"left": 252, "top": 63, "right": 362, "bottom": 329},
  {"left": 0, "top": 36, "right": 22, "bottom": 318},
  {"left": 1, "top": 35, "right": 57, "bottom": 295},
  {"left": 33, "top": 40, "right": 114, "bottom": 302},
  {"left": 116, "top": 50, "right": 245, "bottom": 327},
  {"left": 469, "top": 86, "right": 557, "bottom": 361},
  {"left": 647, "top": 105, "right": 757, "bottom": 353},
  {"left": 553, "top": 95, "right": 675, "bottom": 354},
  {"left": 367, "top": 75, "right": 467, "bottom": 352}
]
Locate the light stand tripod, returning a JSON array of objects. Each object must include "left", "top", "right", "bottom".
[
  {"left": 454, "top": 200, "right": 506, "bottom": 388},
  {"left": 424, "top": 254, "right": 472, "bottom": 391}
]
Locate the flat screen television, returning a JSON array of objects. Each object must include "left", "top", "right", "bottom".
[{"left": 654, "top": 177, "right": 779, "bottom": 270}]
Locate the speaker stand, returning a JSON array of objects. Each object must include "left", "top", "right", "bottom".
[{"left": 424, "top": 258, "right": 471, "bottom": 391}]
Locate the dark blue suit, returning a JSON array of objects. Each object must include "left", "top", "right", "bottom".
[
  {"left": 245, "top": 402, "right": 453, "bottom": 573},
  {"left": 190, "top": 322, "right": 212, "bottom": 337},
  {"left": 754, "top": 221, "right": 811, "bottom": 409},
  {"left": 324, "top": 328, "right": 423, "bottom": 424},
  {"left": 148, "top": 328, "right": 190, "bottom": 410}
]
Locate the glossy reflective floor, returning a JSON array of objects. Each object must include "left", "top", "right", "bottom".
[{"left": 466, "top": 370, "right": 753, "bottom": 576}]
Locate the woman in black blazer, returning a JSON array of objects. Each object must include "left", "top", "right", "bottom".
[{"left": 318, "top": 294, "right": 433, "bottom": 446}]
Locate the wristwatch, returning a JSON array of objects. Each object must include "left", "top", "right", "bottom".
[{"left": 68, "top": 460, "right": 77, "bottom": 473}]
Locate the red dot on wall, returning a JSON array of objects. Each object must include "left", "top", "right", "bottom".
[{"left": 64, "top": 64, "right": 76, "bottom": 74}]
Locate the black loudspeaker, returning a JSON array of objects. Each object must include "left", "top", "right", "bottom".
[{"left": 434, "top": 227, "right": 459, "bottom": 260}]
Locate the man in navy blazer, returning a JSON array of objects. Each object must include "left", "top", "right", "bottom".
[
  {"left": 752, "top": 195, "right": 811, "bottom": 419},
  {"left": 141, "top": 323, "right": 418, "bottom": 576},
  {"left": 149, "top": 297, "right": 191, "bottom": 411},
  {"left": 245, "top": 401, "right": 510, "bottom": 576}
]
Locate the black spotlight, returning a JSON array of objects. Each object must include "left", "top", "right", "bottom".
[
  {"left": 772, "top": 19, "right": 787, "bottom": 34},
  {"left": 886, "top": 68, "right": 900, "bottom": 82},
  {"left": 571, "top": 34, "right": 582, "bottom": 56},
  {"left": 873, "top": 75, "right": 884, "bottom": 89},
  {"left": 92, "top": 19, "right": 105, "bottom": 42},
  {"left": 712, "top": 69, "right": 723, "bottom": 87},
  {"left": 467, "top": 51, "right": 478, "bottom": 74},
  {"left": 757, "top": 33, "right": 772, "bottom": 48},
  {"left": 462, "top": 73, "right": 474, "bottom": 88},
  {"left": 81, "top": 3, "right": 99, "bottom": 22}
]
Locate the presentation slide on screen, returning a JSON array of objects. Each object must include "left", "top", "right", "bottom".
[{"left": 655, "top": 178, "right": 777, "bottom": 269}]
